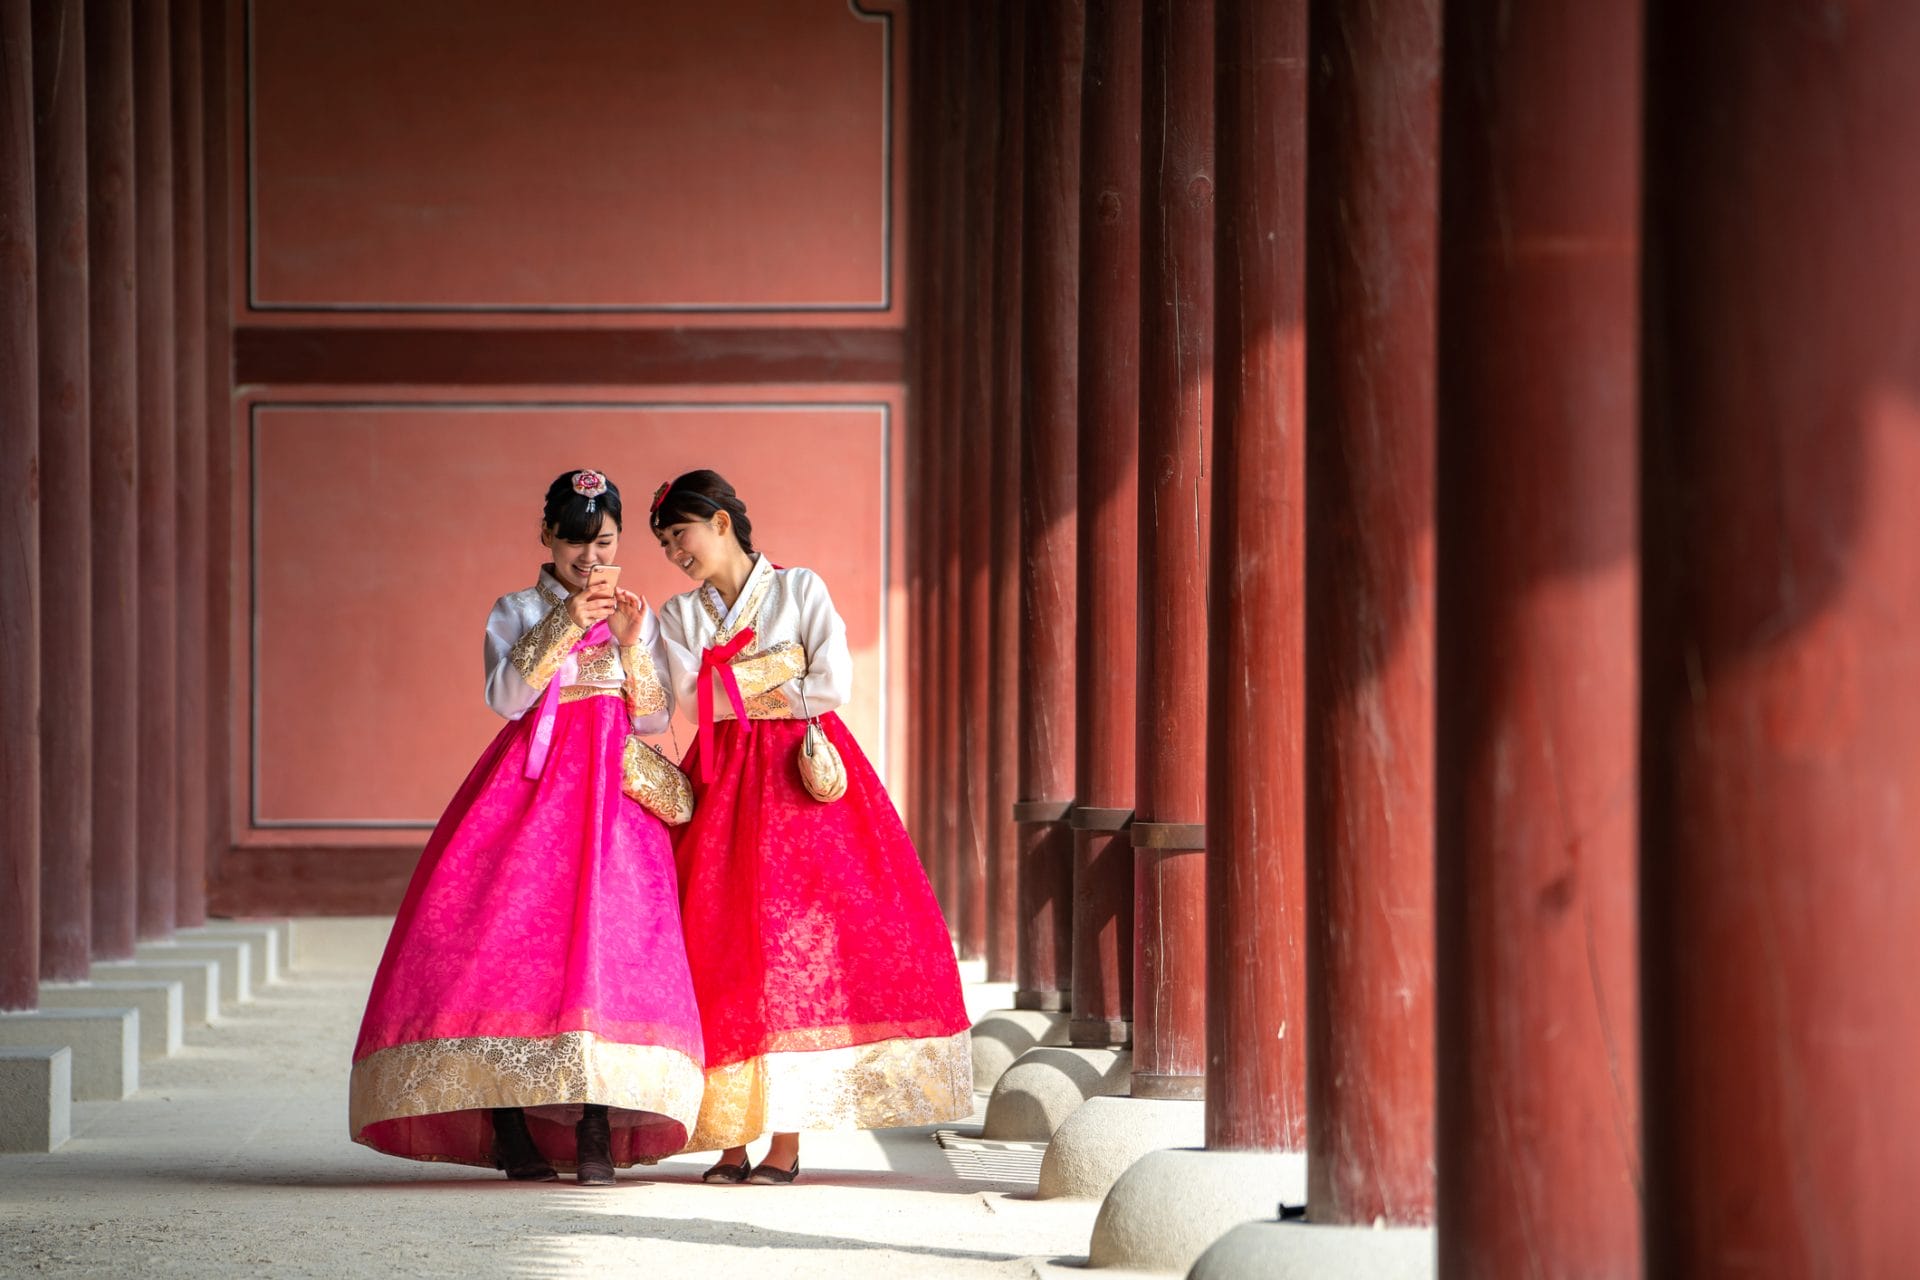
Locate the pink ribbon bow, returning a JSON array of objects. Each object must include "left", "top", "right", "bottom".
[
  {"left": 524, "top": 619, "right": 613, "bottom": 780},
  {"left": 695, "top": 628, "right": 758, "bottom": 784}
]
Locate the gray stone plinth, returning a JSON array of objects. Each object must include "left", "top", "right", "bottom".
[
  {"left": 0, "top": 1047, "right": 72, "bottom": 1153},
  {"left": 1088, "top": 1147, "right": 1306, "bottom": 1273},
  {"left": 135, "top": 940, "right": 251, "bottom": 1005},
  {"left": 0, "top": 1009, "right": 139, "bottom": 1101},
  {"left": 1038, "top": 1094, "right": 1205, "bottom": 1200},
  {"left": 971, "top": 1008, "right": 1070, "bottom": 1094},
  {"left": 982, "top": 1046, "right": 1131, "bottom": 1141},
  {"left": 178, "top": 921, "right": 282, "bottom": 988},
  {"left": 38, "top": 981, "right": 184, "bottom": 1059},
  {"left": 91, "top": 959, "right": 220, "bottom": 1026},
  {"left": 1188, "top": 1219, "right": 1435, "bottom": 1280}
]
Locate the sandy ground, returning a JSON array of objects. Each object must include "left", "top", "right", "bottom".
[{"left": 0, "top": 919, "right": 1133, "bottom": 1279}]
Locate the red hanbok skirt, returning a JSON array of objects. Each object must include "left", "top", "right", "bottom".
[
  {"left": 349, "top": 690, "right": 705, "bottom": 1171},
  {"left": 674, "top": 712, "right": 972, "bottom": 1150}
]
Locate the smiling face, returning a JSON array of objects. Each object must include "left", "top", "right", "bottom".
[
  {"left": 654, "top": 513, "right": 734, "bottom": 582},
  {"left": 543, "top": 517, "right": 620, "bottom": 592}
]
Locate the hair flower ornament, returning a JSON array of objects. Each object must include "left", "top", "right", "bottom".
[
  {"left": 572, "top": 469, "right": 609, "bottom": 512},
  {"left": 650, "top": 480, "right": 672, "bottom": 517}
]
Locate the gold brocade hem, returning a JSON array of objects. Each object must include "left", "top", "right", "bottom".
[
  {"left": 557, "top": 684, "right": 621, "bottom": 705},
  {"left": 507, "top": 601, "right": 586, "bottom": 689},
  {"left": 349, "top": 1031, "right": 704, "bottom": 1141},
  {"left": 683, "top": 1030, "right": 974, "bottom": 1152}
]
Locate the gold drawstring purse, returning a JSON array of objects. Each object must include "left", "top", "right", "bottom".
[
  {"left": 795, "top": 683, "right": 847, "bottom": 804},
  {"left": 623, "top": 724, "right": 694, "bottom": 825}
]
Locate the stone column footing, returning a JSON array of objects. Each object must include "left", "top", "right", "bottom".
[
  {"left": 1088, "top": 1147, "right": 1305, "bottom": 1274},
  {"left": 0, "top": 1008, "right": 139, "bottom": 1101},
  {"left": 38, "top": 980, "right": 184, "bottom": 1059},
  {"left": 91, "top": 959, "right": 221, "bottom": 1027},
  {"left": 971, "top": 1008, "right": 1071, "bottom": 1094},
  {"left": 982, "top": 1045, "right": 1131, "bottom": 1141},
  {"left": 134, "top": 941, "right": 251, "bottom": 1005},
  {"left": 1014, "top": 988, "right": 1070, "bottom": 1012},
  {"left": 1069, "top": 1016, "right": 1131, "bottom": 1048},
  {"left": 1188, "top": 1219, "right": 1435, "bottom": 1280},
  {"left": 0, "top": 1047, "right": 72, "bottom": 1153},
  {"left": 178, "top": 921, "right": 284, "bottom": 988},
  {"left": 1038, "top": 1094, "right": 1204, "bottom": 1200}
]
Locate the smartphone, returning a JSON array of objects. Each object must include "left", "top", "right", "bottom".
[{"left": 586, "top": 564, "right": 622, "bottom": 594}]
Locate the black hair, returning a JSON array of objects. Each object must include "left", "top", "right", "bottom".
[
  {"left": 542, "top": 469, "right": 623, "bottom": 543},
  {"left": 649, "top": 469, "right": 756, "bottom": 556}
]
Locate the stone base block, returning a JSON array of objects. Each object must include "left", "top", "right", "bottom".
[
  {"left": 1089, "top": 1147, "right": 1306, "bottom": 1274},
  {"left": 39, "top": 981, "right": 185, "bottom": 1059},
  {"left": 963, "top": 981, "right": 1019, "bottom": 1028},
  {"left": 0, "top": 1009, "right": 139, "bottom": 1101},
  {"left": 982, "top": 1045, "right": 1131, "bottom": 1141},
  {"left": 91, "top": 959, "right": 220, "bottom": 1026},
  {"left": 0, "top": 1047, "right": 72, "bottom": 1153},
  {"left": 1038, "top": 1095, "right": 1205, "bottom": 1200},
  {"left": 1188, "top": 1220, "right": 1435, "bottom": 1280},
  {"left": 135, "top": 940, "right": 250, "bottom": 1006},
  {"left": 177, "top": 921, "right": 282, "bottom": 988},
  {"left": 970, "top": 1009, "right": 1071, "bottom": 1094}
]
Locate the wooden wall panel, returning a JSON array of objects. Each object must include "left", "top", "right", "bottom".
[
  {"left": 245, "top": 0, "right": 896, "bottom": 316},
  {"left": 243, "top": 396, "right": 896, "bottom": 832}
]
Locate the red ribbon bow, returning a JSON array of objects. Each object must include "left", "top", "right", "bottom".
[{"left": 696, "top": 627, "right": 757, "bottom": 783}]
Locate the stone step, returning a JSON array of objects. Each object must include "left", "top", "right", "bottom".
[
  {"left": 176, "top": 921, "right": 283, "bottom": 989},
  {"left": 134, "top": 940, "right": 251, "bottom": 1006},
  {"left": 0, "top": 1047, "right": 72, "bottom": 1153},
  {"left": 91, "top": 959, "right": 221, "bottom": 1027},
  {"left": 38, "top": 980, "right": 185, "bottom": 1060},
  {"left": 0, "top": 1008, "right": 139, "bottom": 1101}
]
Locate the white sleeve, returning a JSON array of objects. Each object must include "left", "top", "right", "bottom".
[
  {"left": 658, "top": 601, "right": 704, "bottom": 725},
  {"left": 483, "top": 599, "right": 541, "bottom": 720},
  {"left": 621, "top": 606, "right": 674, "bottom": 737},
  {"left": 781, "top": 570, "right": 853, "bottom": 717}
]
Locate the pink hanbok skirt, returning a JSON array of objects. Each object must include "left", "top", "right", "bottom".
[
  {"left": 673, "top": 713, "right": 972, "bottom": 1151},
  {"left": 349, "top": 690, "right": 704, "bottom": 1171}
]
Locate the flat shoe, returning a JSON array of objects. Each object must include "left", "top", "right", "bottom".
[
  {"left": 748, "top": 1158, "right": 800, "bottom": 1185},
  {"left": 702, "top": 1158, "right": 753, "bottom": 1184}
]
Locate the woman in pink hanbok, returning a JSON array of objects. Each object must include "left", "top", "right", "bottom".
[
  {"left": 350, "top": 470, "right": 704, "bottom": 1186},
  {"left": 649, "top": 470, "right": 972, "bottom": 1186}
]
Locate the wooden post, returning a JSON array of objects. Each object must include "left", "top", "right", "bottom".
[
  {"left": 34, "top": 0, "right": 93, "bottom": 982},
  {"left": 1069, "top": 0, "right": 1141, "bottom": 1049},
  {"left": 1642, "top": 3, "right": 1920, "bottom": 1273},
  {"left": 1434, "top": 1, "right": 1644, "bottom": 1271},
  {"left": 1302, "top": 0, "right": 1441, "bottom": 1225},
  {"left": 1207, "top": 0, "right": 1308, "bottom": 1152},
  {"left": 1014, "top": 0, "right": 1083, "bottom": 1013},
  {"left": 1130, "top": 0, "right": 1212, "bottom": 1102}
]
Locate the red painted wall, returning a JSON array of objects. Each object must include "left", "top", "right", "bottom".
[{"left": 214, "top": 1, "right": 912, "bottom": 913}]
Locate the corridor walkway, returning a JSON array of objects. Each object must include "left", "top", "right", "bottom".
[{"left": 0, "top": 921, "right": 1138, "bottom": 1279}]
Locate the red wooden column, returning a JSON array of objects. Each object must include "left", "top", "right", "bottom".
[
  {"left": 1130, "top": 0, "right": 1211, "bottom": 1102},
  {"left": 931, "top": 8, "right": 966, "bottom": 933},
  {"left": 1641, "top": 6, "right": 1920, "bottom": 1274},
  {"left": 982, "top": 0, "right": 1026, "bottom": 986},
  {"left": 1302, "top": 0, "right": 1440, "bottom": 1225},
  {"left": 133, "top": 0, "right": 177, "bottom": 940},
  {"left": 1434, "top": 1, "right": 1643, "bottom": 1273},
  {"left": 1068, "top": 0, "right": 1140, "bottom": 1049},
  {"left": 169, "top": 0, "right": 206, "bottom": 927},
  {"left": 86, "top": 0, "right": 138, "bottom": 960},
  {"left": 2, "top": 0, "right": 45, "bottom": 1012},
  {"left": 34, "top": 0, "right": 93, "bottom": 983},
  {"left": 198, "top": 0, "right": 232, "bottom": 899},
  {"left": 904, "top": 2, "right": 935, "bottom": 873},
  {"left": 1013, "top": 0, "right": 1083, "bottom": 1014},
  {"left": 1208, "top": 0, "right": 1308, "bottom": 1152},
  {"left": 954, "top": 6, "right": 999, "bottom": 965}
]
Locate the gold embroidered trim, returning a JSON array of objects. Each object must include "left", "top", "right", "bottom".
[
  {"left": 742, "top": 690, "right": 797, "bottom": 720},
  {"left": 558, "top": 685, "right": 622, "bottom": 705},
  {"left": 349, "top": 1031, "right": 704, "bottom": 1139},
  {"left": 730, "top": 640, "right": 807, "bottom": 699},
  {"left": 621, "top": 643, "right": 669, "bottom": 718},
  {"left": 507, "top": 601, "right": 586, "bottom": 691},
  {"left": 700, "top": 562, "right": 777, "bottom": 646},
  {"left": 684, "top": 1031, "right": 975, "bottom": 1152},
  {"left": 573, "top": 639, "right": 621, "bottom": 684}
]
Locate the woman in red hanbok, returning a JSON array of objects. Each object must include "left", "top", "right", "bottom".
[
  {"left": 349, "top": 470, "right": 704, "bottom": 1185},
  {"left": 650, "top": 469, "right": 972, "bottom": 1185}
]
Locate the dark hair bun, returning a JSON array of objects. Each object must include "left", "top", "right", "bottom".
[
  {"left": 543, "top": 470, "right": 622, "bottom": 542},
  {"left": 649, "top": 470, "right": 755, "bottom": 556}
]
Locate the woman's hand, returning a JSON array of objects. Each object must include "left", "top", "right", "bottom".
[
  {"left": 567, "top": 579, "right": 618, "bottom": 630},
  {"left": 608, "top": 587, "right": 649, "bottom": 647}
]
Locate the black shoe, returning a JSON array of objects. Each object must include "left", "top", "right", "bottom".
[
  {"left": 490, "top": 1107, "right": 557, "bottom": 1182},
  {"left": 575, "top": 1104, "right": 615, "bottom": 1186},
  {"left": 701, "top": 1154, "right": 753, "bottom": 1184},
  {"left": 748, "top": 1157, "right": 800, "bottom": 1185}
]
